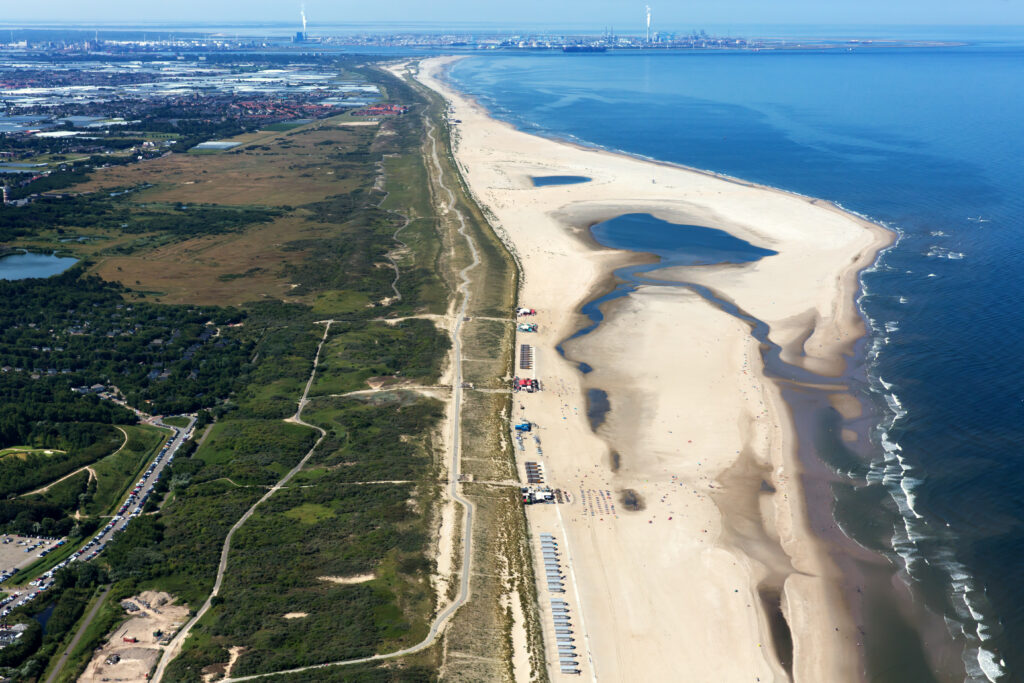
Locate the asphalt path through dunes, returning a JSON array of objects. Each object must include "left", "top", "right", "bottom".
[
  {"left": 151, "top": 323, "right": 332, "bottom": 683},
  {"left": 161, "top": 115, "right": 482, "bottom": 683},
  {"left": 43, "top": 586, "right": 111, "bottom": 683}
]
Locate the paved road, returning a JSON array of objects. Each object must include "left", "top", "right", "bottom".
[
  {"left": 9, "top": 414, "right": 192, "bottom": 602},
  {"left": 43, "top": 586, "right": 111, "bottom": 683},
  {"left": 68, "top": 416, "right": 194, "bottom": 566},
  {"left": 219, "top": 110, "right": 483, "bottom": 683}
]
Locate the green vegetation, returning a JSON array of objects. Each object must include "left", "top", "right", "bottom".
[
  {"left": 0, "top": 425, "right": 119, "bottom": 498},
  {"left": 0, "top": 59, "right": 462, "bottom": 682},
  {"left": 2, "top": 563, "right": 109, "bottom": 680},
  {"left": 398, "top": 69, "right": 545, "bottom": 680},
  {"left": 304, "top": 394, "right": 443, "bottom": 483},
  {"left": 283, "top": 502, "right": 336, "bottom": 524},
  {"left": 42, "top": 587, "right": 121, "bottom": 683},
  {"left": 262, "top": 121, "right": 308, "bottom": 132},
  {"left": 83, "top": 424, "right": 168, "bottom": 515},
  {"left": 167, "top": 393, "right": 442, "bottom": 680},
  {"left": 102, "top": 481, "right": 265, "bottom": 605},
  {"left": 0, "top": 194, "right": 280, "bottom": 243},
  {"left": 192, "top": 419, "right": 316, "bottom": 485},
  {"left": 311, "top": 320, "right": 450, "bottom": 395},
  {"left": 0, "top": 268, "right": 249, "bottom": 438}
]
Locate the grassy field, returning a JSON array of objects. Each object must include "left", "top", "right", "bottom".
[
  {"left": 84, "top": 424, "right": 169, "bottom": 517},
  {"left": 0, "top": 447, "right": 65, "bottom": 460},
  {"left": 73, "top": 122, "right": 371, "bottom": 207}
]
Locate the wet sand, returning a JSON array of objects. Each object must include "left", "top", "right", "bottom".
[{"left": 411, "top": 55, "right": 893, "bottom": 681}]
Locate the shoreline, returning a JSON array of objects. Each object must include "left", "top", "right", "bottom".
[{"left": 413, "top": 55, "right": 894, "bottom": 681}]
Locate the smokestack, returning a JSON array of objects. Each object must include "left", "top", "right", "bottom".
[
  {"left": 301, "top": 5, "right": 307, "bottom": 35},
  {"left": 645, "top": 5, "right": 651, "bottom": 44}
]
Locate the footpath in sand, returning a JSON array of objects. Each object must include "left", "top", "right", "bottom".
[
  {"left": 415, "top": 56, "right": 892, "bottom": 682},
  {"left": 80, "top": 591, "right": 188, "bottom": 683}
]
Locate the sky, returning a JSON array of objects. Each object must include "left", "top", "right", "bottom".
[{"left": 5, "top": 0, "right": 1024, "bottom": 29}]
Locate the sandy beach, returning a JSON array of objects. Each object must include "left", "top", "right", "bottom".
[{"left": 412, "top": 55, "right": 893, "bottom": 682}]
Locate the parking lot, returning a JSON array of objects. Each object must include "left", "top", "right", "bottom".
[{"left": 0, "top": 535, "right": 63, "bottom": 576}]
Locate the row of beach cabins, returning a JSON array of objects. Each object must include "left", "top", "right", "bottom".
[
  {"left": 514, "top": 306, "right": 581, "bottom": 676},
  {"left": 541, "top": 533, "right": 582, "bottom": 675}
]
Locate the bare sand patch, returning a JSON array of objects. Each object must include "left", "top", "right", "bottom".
[
  {"left": 80, "top": 591, "right": 189, "bottom": 683},
  {"left": 201, "top": 645, "right": 246, "bottom": 683},
  {"left": 282, "top": 612, "right": 308, "bottom": 619},
  {"left": 319, "top": 573, "right": 374, "bottom": 585}
]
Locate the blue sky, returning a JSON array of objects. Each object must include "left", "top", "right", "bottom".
[{"left": 6, "top": 0, "right": 1024, "bottom": 28}]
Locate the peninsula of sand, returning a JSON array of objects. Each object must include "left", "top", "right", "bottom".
[{"left": 411, "top": 56, "right": 893, "bottom": 682}]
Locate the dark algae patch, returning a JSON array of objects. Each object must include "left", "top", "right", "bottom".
[
  {"left": 619, "top": 488, "right": 645, "bottom": 512},
  {"left": 586, "top": 388, "right": 611, "bottom": 430},
  {"left": 759, "top": 587, "right": 794, "bottom": 676}
]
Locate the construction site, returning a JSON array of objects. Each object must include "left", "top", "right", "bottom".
[{"left": 79, "top": 592, "right": 188, "bottom": 683}]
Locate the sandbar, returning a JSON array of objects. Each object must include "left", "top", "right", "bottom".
[{"left": 411, "top": 55, "right": 893, "bottom": 682}]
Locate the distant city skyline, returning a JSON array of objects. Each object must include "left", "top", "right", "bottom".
[{"left": 4, "top": 0, "right": 1024, "bottom": 28}]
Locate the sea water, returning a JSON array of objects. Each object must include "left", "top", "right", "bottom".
[{"left": 451, "top": 37, "right": 1024, "bottom": 682}]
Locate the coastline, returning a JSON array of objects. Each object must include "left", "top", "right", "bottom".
[{"left": 411, "top": 54, "right": 894, "bottom": 681}]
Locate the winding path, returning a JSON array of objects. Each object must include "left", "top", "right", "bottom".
[
  {"left": 23, "top": 427, "right": 127, "bottom": 497},
  {"left": 384, "top": 214, "right": 411, "bottom": 303},
  {"left": 215, "top": 112, "right": 483, "bottom": 683},
  {"left": 152, "top": 323, "right": 333, "bottom": 683}
]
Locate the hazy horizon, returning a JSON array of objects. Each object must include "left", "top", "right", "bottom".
[{"left": 3, "top": 0, "right": 1024, "bottom": 29}]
